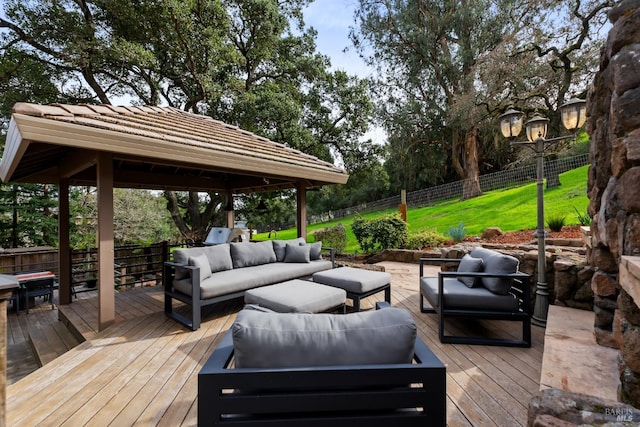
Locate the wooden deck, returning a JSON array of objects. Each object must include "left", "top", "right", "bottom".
[{"left": 6, "top": 261, "right": 544, "bottom": 426}]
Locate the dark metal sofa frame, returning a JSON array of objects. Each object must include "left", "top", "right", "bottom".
[
  {"left": 198, "top": 304, "right": 447, "bottom": 426},
  {"left": 419, "top": 257, "right": 532, "bottom": 348},
  {"left": 164, "top": 247, "right": 335, "bottom": 331}
]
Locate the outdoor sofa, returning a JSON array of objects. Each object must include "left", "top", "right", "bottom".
[
  {"left": 420, "top": 246, "right": 532, "bottom": 347},
  {"left": 198, "top": 302, "right": 446, "bottom": 426},
  {"left": 164, "top": 238, "right": 334, "bottom": 330}
]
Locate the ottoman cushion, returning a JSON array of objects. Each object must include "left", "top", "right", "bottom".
[
  {"left": 313, "top": 267, "right": 391, "bottom": 294},
  {"left": 244, "top": 279, "right": 346, "bottom": 313}
]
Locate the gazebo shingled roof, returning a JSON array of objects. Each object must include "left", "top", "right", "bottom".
[{"left": 0, "top": 102, "right": 348, "bottom": 192}]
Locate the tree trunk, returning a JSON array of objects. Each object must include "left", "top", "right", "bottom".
[{"left": 452, "top": 127, "right": 482, "bottom": 200}]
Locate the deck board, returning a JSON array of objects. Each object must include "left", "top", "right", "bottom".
[{"left": 6, "top": 261, "right": 544, "bottom": 426}]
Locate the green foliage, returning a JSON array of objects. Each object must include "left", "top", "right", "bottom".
[
  {"left": 254, "top": 165, "right": 590, "bottom": 253},
  {"left": 447, "top": 222, "right": 467, "bottom": 243},
  {"left": 573, "top": 206, "right": 592, "bottom": 226},
  {"left": 311, "top": 223, "right": 347, "bottom": 254},
  {"left": 0, "top": 184, "right": 58, "bottom": 248},
  {"left": 351, "top": 214, "right": 407, "bottom": 253},
  {"left": 404, "top": 230, "right": 447, "bottom": 250},
  {"left": 546, "top": 213, "right": 566, "bottom": 232}
]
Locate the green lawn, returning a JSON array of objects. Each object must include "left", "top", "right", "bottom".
[{"left": 255, "top": 165, "right": 589, "bottom": 253}]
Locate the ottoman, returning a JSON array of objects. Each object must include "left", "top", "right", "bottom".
[
  {"left": 312, "top": 267, "right": 392, "bottom": 312},
  {"left": 244, "top": 279, "right": 346, "bottom": 313}
]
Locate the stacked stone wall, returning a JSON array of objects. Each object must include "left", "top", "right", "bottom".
[{"left": 586, "top": 0, "right": 640, "bottom": 408}]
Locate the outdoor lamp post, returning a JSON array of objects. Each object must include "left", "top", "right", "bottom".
[{"left": 498, "top": 98, "right": 587, "bottom": 327}]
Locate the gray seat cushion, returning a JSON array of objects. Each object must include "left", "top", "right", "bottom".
[
  {"left": 312, "top": 267, "right": 391, "bottom": 294},
  {"left": 420, "top": 277, "right": 519, "bottom": 311},
  {"left": 469, "top": 247, "right": 519, "bottom": 295},
  {"left": 232, "top": 306, "right": 417, "bottom": 368},
  {"left": 244, "top": 279, "right": 346, "bottom": 313}
]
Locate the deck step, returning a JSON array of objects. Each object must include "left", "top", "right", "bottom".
[
  {"left": 540, "top": 305, "right": 619, "bottom": 400},
  {"left": 28, "top": 321, "right": 82, "bottom": 367}
]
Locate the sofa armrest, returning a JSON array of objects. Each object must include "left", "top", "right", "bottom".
[{"left": 321, "top": 246, "right": 336, "bottom": 267}]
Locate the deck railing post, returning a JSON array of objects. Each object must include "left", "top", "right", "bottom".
[{"left": 0, "top": 275, "right": 20, "bottom": 426}]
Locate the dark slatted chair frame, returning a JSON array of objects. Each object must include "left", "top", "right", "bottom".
[
  {"left": 419, "top": 258, "right": 532, "bottom": 348},
  {"left": 198, "top": 303, "right": 446, "bottom": 427}
]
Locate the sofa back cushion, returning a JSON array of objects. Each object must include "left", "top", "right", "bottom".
[
  {"left": 232, "top": 307, "right": 416, "bottom": 368},
  {"left": 272, "top": 238, "right": 306, "bottom": 262},
  {"left": 469, "top": 247, "right": 519, "bottom": 295},
  {"left": 172, "top": 244, "right": 233, "bottom": 279},
  {"left": 231, "top": 241, "right": 277, "bottom": 268}
]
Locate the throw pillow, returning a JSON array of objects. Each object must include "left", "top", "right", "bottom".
[
  {"left": 272, "top": 237, "right": 306, "bottom": 262},
  {"left": 469, "top": 247, "right": 520, "bottom": 295},
  {"left": 456, "top": 254, "right": 484, "bottom": 288},
  {"left": 189, "top": 253, "right": 212, "bottom": 282},
  {"left": 309, "top": 241, "right": 322, "bottom": 260},
  {"left": 284, "top": 243, "right": 310, "bottom": 263}
]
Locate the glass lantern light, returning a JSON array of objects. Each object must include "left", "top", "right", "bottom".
[
  {"left": 559, "top": 98, "right": 587, "bottom": 131},
  {"left": 498, "top": 108, "right": 524, "bottom": 138},
  {"left": 525, "top": 114, "right": 549, "bottom": 142}
]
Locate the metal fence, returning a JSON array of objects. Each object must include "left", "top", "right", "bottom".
[{"left": 309, "top": 153, "right": 589, "bottom": 224}]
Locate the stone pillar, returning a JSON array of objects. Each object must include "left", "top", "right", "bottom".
[{"left": 586, "top": 0, "right": 640, "bottom": 407}]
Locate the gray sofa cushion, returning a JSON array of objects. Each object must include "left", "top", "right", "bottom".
[
  {"left": 457, "top": 254, "right": 484, "bottom": 288},
  {"left": 309, "top": 241, "right": 322, "bottom": 260},
  {"left": 189, "top": 254, "right": 212, "bottom": 282},
  {"left": 420, "top": 277, "right": 519, "bottom": 311},
  {"left": 284, "top": 243, "right": 310, "bottom": 263},
  {"left": 312, "top": 266, "right": 391, "bottom": 294},
  {"left": 203, "top": 243, "right": 233, "bottom": 273},
  {"left": 272, "top": 238, "right": 306, "bottom": 262},
  {"left": 469, "top": 247, "right": 519, "bottom": 295},
  {"left": 232, "top": 307, "right": 417, "bottom": 368},
  {"left": 173, "top": 260, "right": 333, "bottom": 298},
  {"left": 231, "top": 241, "right": 277, "bottom": 268}
]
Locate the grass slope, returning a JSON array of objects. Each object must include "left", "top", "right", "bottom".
[{"left": 255, "top": 165, "right": 589, "bottom": 253}]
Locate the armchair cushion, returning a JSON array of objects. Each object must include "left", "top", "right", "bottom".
[
  {"left": 470, "top": 247, "right": 519, "bottom": 295},
  {"left": 231, "top": 241, "right": 277, "bottom": 268},
  {"left": 457, "top": 254, "right": 484, "bottom": 288},
  {"left": 420, "top": 277, "right": 519, "bottom": 311},
  {"left": 284, "top": 243, "right": 310, "bottom": 263},
  {"left": 232, "top": 307, "right": 417, "bottom": 368}
]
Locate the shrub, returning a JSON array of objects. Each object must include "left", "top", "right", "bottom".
[
  {"left": 574, "top": 206, "right": 592, "bottom": 226},
  {"left": 447, "top": 222, "right": 467, "bottom": 243},
  {"left": 404, "top": 230, "right": 447, "bottom": 249},
  {"left": 546, "top": 213, "right": 566, "bottom": 232},
  {"left": 352, "top": 214, "right": 407, "bottom": 253},
  {"left": 312, "top": 223, "right": 347, "bottom": 254}
]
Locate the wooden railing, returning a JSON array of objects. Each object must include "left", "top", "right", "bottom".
[{"left": 0, "top": 242, "right": 180, "bottom": 293}]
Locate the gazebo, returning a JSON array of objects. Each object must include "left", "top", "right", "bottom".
[{"left": 0, "top": 102, "right": 348, "bottom": 330}]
